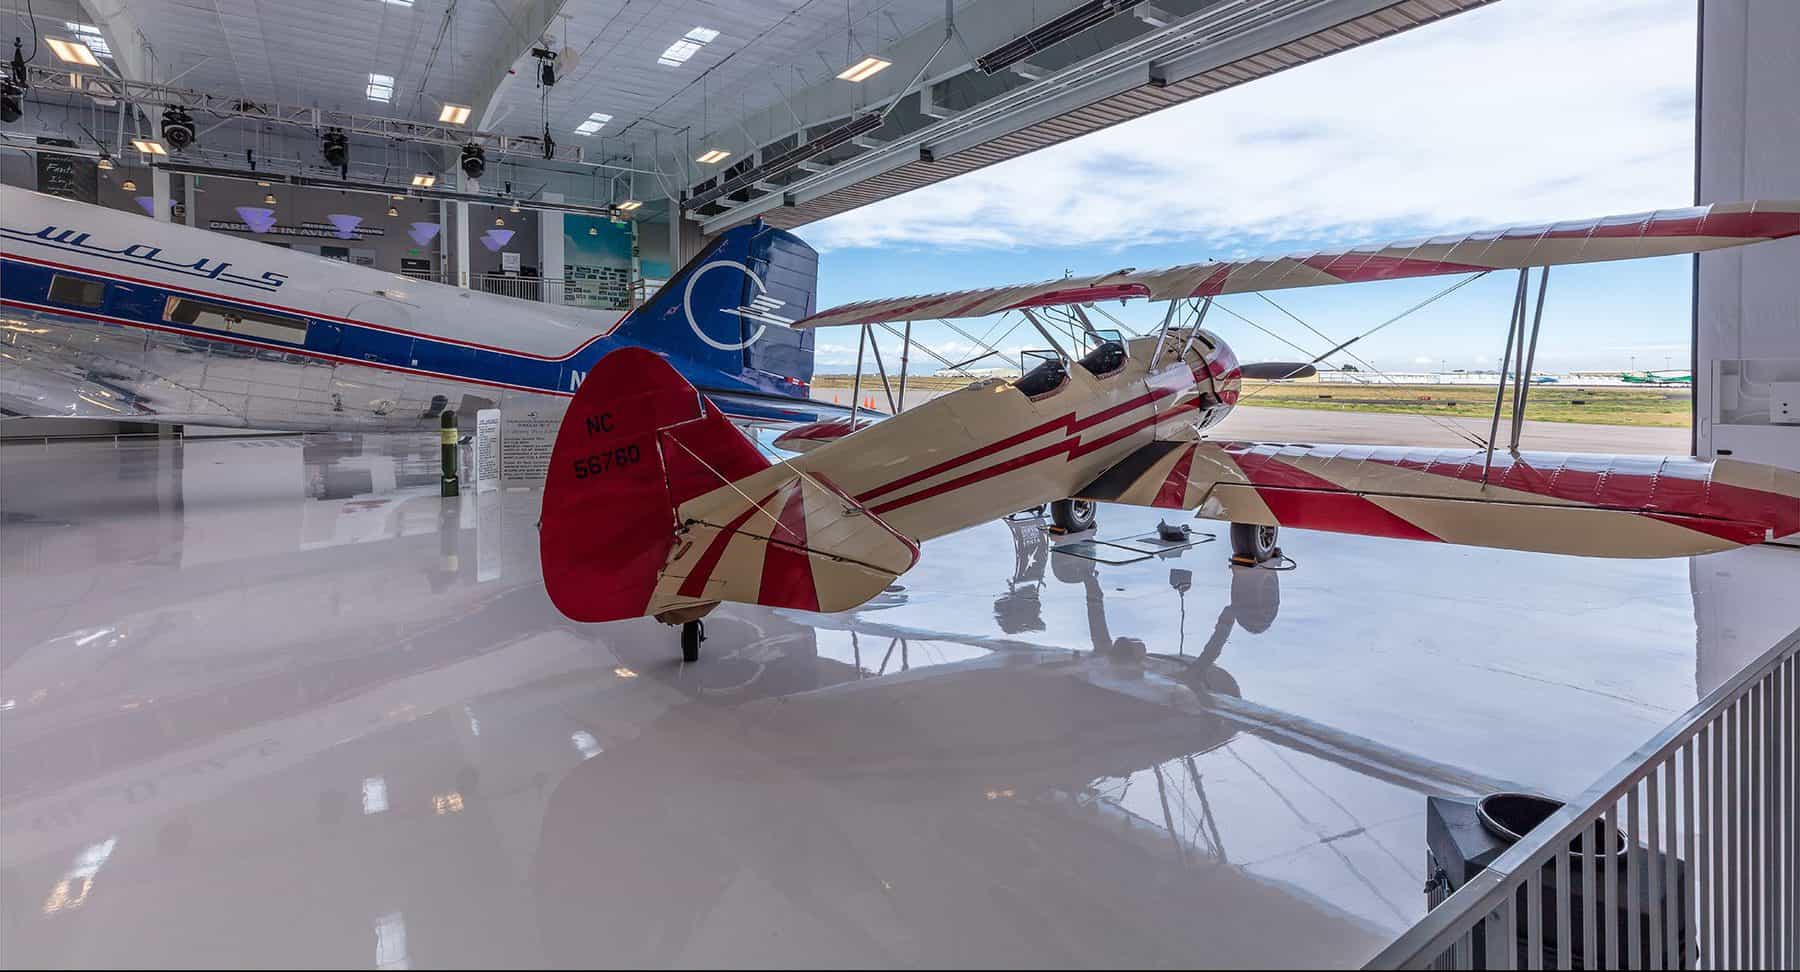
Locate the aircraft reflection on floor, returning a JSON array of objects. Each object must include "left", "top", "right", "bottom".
[{"left": 4, "top": 433, "right": 1793, "bottom": 967}]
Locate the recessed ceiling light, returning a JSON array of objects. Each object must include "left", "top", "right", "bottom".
[
  {"left": 366, "top": 72, "right": 395, "bottom": 103},
  {"left": 695, "top": 148, "right": 730, "bottom": 164},
  {"left": 411, "top": 173, "right": 437, "bottom": 187},
  {"left": 439, "top": 103, "right": 471, "bottom": 125},
  {"left": 837, "top": 56, "right": 892, "bottom": 82},
  {"left": 130, "top": 138, "right": 167, "bottom": 156},
  {"left": 46, "top": 37, "right": 100, "bottom": 67},
  {"left": 616, "top": 199, "right": 643, "bottom": 212},
  {"left": 572, "top": 111, "right": 613, "bottom": 136},
  {"left": 658, "top": 26, "right": 718, "bottom": 67}
]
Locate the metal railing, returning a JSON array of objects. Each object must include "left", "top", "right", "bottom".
[
  {"left": 398, "top": 270, "right": 660, "bottom": 310},
  {"left": 1367, "top": 627, "right": 1798, "bottom": 970}
]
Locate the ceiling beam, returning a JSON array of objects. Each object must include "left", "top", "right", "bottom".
[{"left": 470, "top": 0, "right": 571, "bottom": 134}]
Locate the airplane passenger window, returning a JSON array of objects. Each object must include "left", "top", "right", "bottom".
[
  {"left": 164, "top": 296, "right": 309, "bottom": 344},
  {"left": 47, "top": 274, "right": 106, "bottom": 309},
  {"left": 1077, "top": 340, "right": 1127, "bottom": 378}
]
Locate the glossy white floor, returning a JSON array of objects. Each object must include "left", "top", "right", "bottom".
[{"left": 2, "top": 433, "right": 1796, "bottom": 969}]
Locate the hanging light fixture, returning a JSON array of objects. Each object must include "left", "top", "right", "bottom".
[
  {"left": 509, "top": 201, "right": 520, "bottom": 213},
  {"left": 97, "top": 156, "right": 114, "bottom": 171},
  {"left": 387, "top": 205, "right": 399, "bottom": 217},
  {"left": 264, "top": 192, "right": 277, "bottom": 205},
  {"left": 121, "top": 178, "right": 137, "bottom": 191},
  {"left": 494, "top": 215, "right": 504, "bottom": 227},
  {"left": 587, "top": 226, "right": 597, "bottom": 236}
]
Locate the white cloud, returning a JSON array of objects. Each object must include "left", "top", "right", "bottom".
[{"left": 807, "top": 0, "right": 1693, "bottom": 255}]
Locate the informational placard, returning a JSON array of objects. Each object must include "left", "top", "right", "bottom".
[
  {"left": 474, "top": 409, "right": 501, "bottom": 493},
  {"left": 501, "top": 252, "right": 521, "bottom": 273},
  {"left": 500, "top": 411, "right": 558, "bottom": 487},
  {"left": 36, "top": 137, "right": 98, "bottom": 203}
]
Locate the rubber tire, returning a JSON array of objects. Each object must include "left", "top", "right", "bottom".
[
  {"left": 1050, "top": 498, "right": 1097, "bottom": 532},
  {"left": 1230, "top": 522, "right": 1279, "bottom": 562},
  {"left": 681, "top": 620, "right": 703, "bottom": 663}
]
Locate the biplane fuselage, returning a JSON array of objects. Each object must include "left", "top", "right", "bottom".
[{"left": 777, "top": 330, "right": 1235, "bottom": 543}]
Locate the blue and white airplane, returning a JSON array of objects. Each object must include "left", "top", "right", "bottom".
[{"left": 0, "top": 184, "right": 848, "bottom": 431}]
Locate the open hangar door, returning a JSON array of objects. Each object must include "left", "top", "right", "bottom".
[{"left": 1695, "top": 0, "right": 1800, "bottom": 471}]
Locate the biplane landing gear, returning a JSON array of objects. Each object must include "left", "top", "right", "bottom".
[
  {"left": 1050, "top": 498, "right": 1096, "bottom": 533},
  {"left": 1229, "top": 522, "right": 1280, "bottom": 565},
  {"left": 680, "top": 620, "right": 705, "bottom": 663}
]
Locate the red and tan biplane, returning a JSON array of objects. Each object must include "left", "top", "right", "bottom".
[{"left": 540, "top": 201, "right": 1800, "bottom": 661}]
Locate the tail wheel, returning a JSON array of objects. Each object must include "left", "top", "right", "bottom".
[
  {"left": 681, "top": 620, "right": 704, "bottom": 663},
  {"left": 1050, "top": 498, "right": 1096, "bottom": 532},
  {"left": 1229, "top": 522, "right": 1279, "bottom": 562}
]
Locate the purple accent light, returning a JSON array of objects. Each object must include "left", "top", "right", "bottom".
[
  {"left": 134, "top": 196, "right": 159, "bottom": 216},
  {"left": 235, "top": 206, "right": 278, "bottom": 233},
  {"left": 326, "top": 214, "right": 362, "bottom": 239},
  {"left": 480, "top": 229, "right": 514, "bottom": 251},
  {"left": 408, "top": 222, "right": 442, "bottom": 246}
]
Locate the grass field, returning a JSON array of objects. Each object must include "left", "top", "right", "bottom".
[{"left": 812, "top": 374, "right": 1692, "bottom": 427}]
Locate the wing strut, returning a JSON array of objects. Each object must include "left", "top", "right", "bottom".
[{"left": 1480, "top": 267, "right": 1552, "bottom": 482}]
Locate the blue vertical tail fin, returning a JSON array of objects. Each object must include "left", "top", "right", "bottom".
[{"left": 605, "top": 219, "right": 818, "bottom": 399}]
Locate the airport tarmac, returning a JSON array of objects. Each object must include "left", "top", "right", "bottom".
[{"left": 2, "top": 433, "right": 1794, "bottom": 968}]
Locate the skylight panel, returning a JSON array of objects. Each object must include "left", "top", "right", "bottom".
[
  {"left": 64, "top": 22, "right": 112, "bottom": 58},
  {"left": 366, "top": 73, "right": 395, "bottom": 103},
  {"left": 573, "top": 112, "right": 613, "bottom": 136},
  {"left": 658, "top": 26, "right": 717, "bottom": 67}
]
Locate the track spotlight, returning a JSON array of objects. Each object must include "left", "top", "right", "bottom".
[
  {"left": 509, "top": 202, "right": 520, "bottom": 213},
  {"left": 1, "top": 79, "right": 22, "bottom": 125},
  {"left": 161, "top": 106, "right": 196, "bottom": 151},
  {"left": 321, "top": 128, "right": 349, "bottom": 172},
  {"left": 458, "top": 143, "right": 485, "bottom": 180}
]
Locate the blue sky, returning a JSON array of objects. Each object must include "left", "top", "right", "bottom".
[{"left": 803, "top": 0, "right": 1697, "bottom": 374}]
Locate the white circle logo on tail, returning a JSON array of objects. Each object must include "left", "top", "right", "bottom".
[{"left": 683, "top": 259, "right": 796, "bottom": 351}]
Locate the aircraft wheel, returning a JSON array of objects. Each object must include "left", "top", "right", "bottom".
[
  {"left": 681, "top": 620, "right": 704, "bottom": 663},
  {"left": 1051, "top": 498, "right": 1096, "bottom": 532},
  {"left": 1230, "top": 522, "right": 1279, "bottom": 563}
]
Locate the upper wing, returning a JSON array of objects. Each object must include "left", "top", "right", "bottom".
[
  {"left": 1075, "top": 440, "right": 1800, "bottom": 559},
  {"left": 792, "top": 200, "right": 1800, "bottom": 327}
]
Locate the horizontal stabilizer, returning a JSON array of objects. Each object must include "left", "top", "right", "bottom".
[{"left": 1077, "top": 441, "right": 1800, "bottom": 559}]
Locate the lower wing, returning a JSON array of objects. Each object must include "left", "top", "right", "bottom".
[{"left": 1077, "top": 441, "right": 1800, "bottom": 558}]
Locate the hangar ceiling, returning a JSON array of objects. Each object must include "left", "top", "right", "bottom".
[{"left": 21, "top": 0, "right": 1493, "bottom": 229}]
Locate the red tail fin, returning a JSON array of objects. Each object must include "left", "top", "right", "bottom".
[{"left": 540, "top": 347, "right": 769, "bottom": 622}]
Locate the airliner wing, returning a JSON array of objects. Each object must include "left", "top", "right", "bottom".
[
  {"left": 1075, "top": 441, "right": 1800, "bottom": 559},
  {"left": 789, "top": 200, "right": 1800, "bottom": 327}
]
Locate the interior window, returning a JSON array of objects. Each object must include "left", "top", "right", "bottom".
[
  {"left": 1077, "top": 340, "right": 1127, "bottom": 378},
  {"left": 47, "top": 274, "right": 106, "bottom": 309},
  {"left": 164, "top": 296, "right": 309, "bottom": 344}
]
